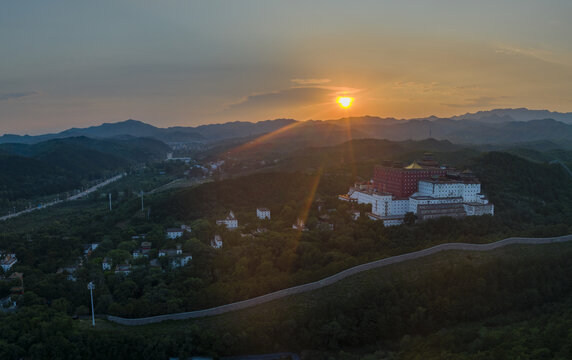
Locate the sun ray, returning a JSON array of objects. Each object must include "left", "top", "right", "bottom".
[{"left": 226, "top": 121, "right": 305, "bottom": 156}]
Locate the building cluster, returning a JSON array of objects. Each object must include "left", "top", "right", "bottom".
[
  {"left": 158, "top": 244, "right": 193, "bottom": 268},
  {"left": 102, "top": 224, "right": 194, "bottom": 275},
  {"left": 340, "top": 153, "right": 494, "bottom": 226},
  {"left": 216, "top": 208, "right": 271, "bottom": 231},
  {"left": 211, "top": 208, "right": 273, "bottom": 248},
  {"left": 55, "top": 242, "right": 101, "bottom": 281}
]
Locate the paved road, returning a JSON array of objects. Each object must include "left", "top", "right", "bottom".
[
  {"left": 0, "top": 173, "right": 125, "bottom": 221},
  {"left": 107, "top": 234, "right": 572, "bottom": 326},
  {"left": 147, "top": 177, "right": 212, "bottom": 194},
  {"left": 550, "top": 159, "right": 572, "bottom": 178}
]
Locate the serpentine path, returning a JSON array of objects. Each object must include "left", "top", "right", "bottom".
[{"left": 107, "top": 234, "right": 572, "bottom": 326}]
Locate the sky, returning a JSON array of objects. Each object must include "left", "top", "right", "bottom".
[{"left": 1, "top": 0, "right": 572, "bottom": 135}]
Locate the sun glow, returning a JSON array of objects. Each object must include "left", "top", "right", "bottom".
[{"left": 337, "top": 97, "right": 353, "bottom": 108}]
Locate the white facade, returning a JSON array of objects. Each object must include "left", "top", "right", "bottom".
[
  {"left": 216, "top": 211, "right": 238, "bottom": 229},
  {"left": 211, "top": 235, "right": 223, "bottom": 249},
  {"left": 171, "top": 255, "right": 193, "bottom": 268},
  {"left": 256, "top": 208, "right": 271, "bottom": 220},
  {"left": 341, "top": 178, "right": 494, "bottom": 227},
  {"left": 0, "top": 254, "right": 17, "bottom": 272},
  {"left": 417, "top": 180, "right": 486, "bottom": 204},
  {"left": 166, "top": 229, "right": 184, "bottom": 239},
  {"left": 115, "top": 264, "right": 131, "bottom": 275},
  {"left": 390, "top": 199, "right": 410, "bottom": 216},
  {"left": 102, "top": 258, "right": 112, "bottom": 271},
  {"left": 159, "top": 245, "right": 183, "bottom": 257}
]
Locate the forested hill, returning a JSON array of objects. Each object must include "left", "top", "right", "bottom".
[
  {"left": 0, "top": 137, "right": 170, "bottom": 200},
  {"left": 471, "top": 152, "right": 572, "bottom": 224}
]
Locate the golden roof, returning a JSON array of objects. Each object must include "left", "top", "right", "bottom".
[{"left": 405, "top": 161, "right": 424, "bottom": 169}]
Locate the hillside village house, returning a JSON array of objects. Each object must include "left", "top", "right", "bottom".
[
  {"left": 115, "top": 264, "right": 132, "bottom": 276},
  {"left": 1, "top": 253, "right": 18, "bottom": 272},
  {"left": 57, "top": 266, "right": 78, "bottom": 282},
  {"left": 83, "top": 243, "right": 99, "bottom": 257},
  {"left": 102, "top": 257, "right": 112, "bottom": 271},
  {"left": 140, "top": 241, "right": 152, "bottom": 254},
  {"left": 0, "top": 296, "right": 16, "bottom": 312},
  {"left": 133, "top": 241, "right": 153, "bottom": 259},
  {"left": 159, "top": 244, "right": 183, "bottom": 257},
  {"left": 292, "top": 218, "right": 308, "bottom": 231},
  {"left": 256, "top": 208, "right": 271, "bottom": 220},
  {"left": 211, "top": 234, "right": 223, "bottom": 249},
  {"left": 170, "top": 255, "right": 193, "bottom": 268},
  {"left": 217, "top": 211, "right": 238, "bottom": 229},
  {"left": 158, "top": 244, "right": 193, "bottom": 268},
  {"left": 166, "top": 225, "right": 191, "bottom": 239},
  {"left": 166, "top": 228, "right": 183, "bottom": 239}
]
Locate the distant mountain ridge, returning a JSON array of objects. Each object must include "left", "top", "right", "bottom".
[
  {"left": 451, "top": 108, "right": 572, "bottom": 123},
  {"left": 2, "top": 108, "right": 572, "bottom": 147},
  {"left": 0, "top": 118, "right": 297, "bottom": 145}
]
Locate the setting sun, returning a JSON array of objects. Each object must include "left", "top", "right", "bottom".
[{"left": 337, "top": 97, "right": 353, "bottom": 108}]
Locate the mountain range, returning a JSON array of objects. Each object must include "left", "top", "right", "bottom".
[
  {"left": 0, "top": 118, "right": 296, "bottom": 145},
  {"left": 2, "top": 108, "right": 572, "bottom": 148}
]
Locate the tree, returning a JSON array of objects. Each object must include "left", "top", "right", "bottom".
[
  {"left": 106, "top": 249, "right": 130, "bottom": 265},
  {"left": 404, "top": 212, "right": 417, "bottom": 226}
]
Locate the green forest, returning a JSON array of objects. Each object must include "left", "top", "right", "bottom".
[
  {"left": 0, "top": 136, "right": 169, "bottom": 201},
  {"left": 2, "top": 145, "right": 572, "bottom": 359}
]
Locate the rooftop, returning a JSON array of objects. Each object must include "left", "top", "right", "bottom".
[
  {"left": 404, "top": 161, "right": 425, "bottom": 170},
  {"left": 420, "top": 178, "right": 480, "bottom": 185}
]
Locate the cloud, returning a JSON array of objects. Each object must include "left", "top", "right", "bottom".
[
  {"left": 291, "top": 78, "right": 331, "bottom": 85},
  {"left": 441, "top": 96, "right": 506, "bottom": 108},
  {"left": 494, "top": 43, "right": 571, "bottom": 66},
  {"left": 391, "top": 81, "right": 453, "bottom": 95},
  {"left": 226, "top": 87, "right": 333, "bottom": 112},
  {"left": 0, "top": 91, "right": 39, "bottom": 102},
  {"left": 225, "top": 84, "right": 363, "bottom": 113}
]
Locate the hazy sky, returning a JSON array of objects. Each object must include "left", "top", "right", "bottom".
[{"left": 1, "top": 0, "right": 572, "bottom": 134}]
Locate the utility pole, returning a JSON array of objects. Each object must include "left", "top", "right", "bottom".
[
  {"left": 140, "top": 191, "right": 144, "bottom": 212},
  {"left": 108, "top": 193, "right": 112, "bottom": 211},
  {"left": 88, "top": 282, "right": 96, "bottom": 327}
]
